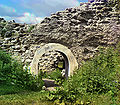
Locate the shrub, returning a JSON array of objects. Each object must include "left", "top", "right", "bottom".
[
  {"left": 0, "top": 50, "right": 12, "bottom": 83},
  {"left": 0, "top": 50, "right": 44, "bottom": 93},
  {"left": 49, "top": 47, "right": 120, "bottom": 103},
  {"left": 0, "top": 83, "right": 24, "bottom": 95},
  {"left": 10, "top": 64, "right": 44, "bottom": 91},
  {"left": 42, "top": 68, "right": 65, "bottom": 85}
]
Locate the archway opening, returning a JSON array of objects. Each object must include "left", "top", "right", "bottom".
[
  {"left": 37, "top": 50, "right": 69, "bottom": 78},
  {"left": 30, "top": 43, "right": 78, "bottom": 79}
]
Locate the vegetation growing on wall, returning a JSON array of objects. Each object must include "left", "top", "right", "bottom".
[
  {"left": 27, "top": 25, "right": 35, "bottom": 33},
  {"left": 108, "top": 0, "right": 120, "bottom": 10}
]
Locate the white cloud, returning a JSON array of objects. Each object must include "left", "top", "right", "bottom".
[
  {"left": 0, "top": 0, "right": 85, "bottom": 23},
  {"left": 15, "top": 12, "right": 43, "bottom": 24},
  {"left": 20, "top": 0, "right": 80, "bottom": 17},
  {"left": 0, "top": 12, "right": 43, "bottom": 24}
]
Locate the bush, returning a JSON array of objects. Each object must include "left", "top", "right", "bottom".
[
  {"left": 0, "top": 50, "right": 44, "bottom": 93},
  {"left": 42, "top": 68, "right": 65, "bottom": 85},
  {"left": 10, "top": 64, "right": 44, "bottom": 91},
  {"left": 0, "top": 83, "right": 24, "bottom": 95},
  {"left": 0, "top": 50, "right": 12, "bottom": 83},
  {"left": 49, "top": 47, "right": 120, "bottom": 103}
]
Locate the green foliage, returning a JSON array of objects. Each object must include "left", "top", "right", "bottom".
[
  {"left": 42, "top": 69, "right": 65, "bottom": 85},
  {"left": 0, "top": 50, "right": 44, "bottom": 94},
  {"left": 47, "top": 69, "right": 62, "bottom": 80},
  {"left": 0, "top": 47, "right": 120, "bottom": 104},
  {"left": 1, "top": 28, "right": 7, "bottom": 37},
  {"left": 0, "top": 21, "right": 18, "bottom": 37},
  {"left": 0, "top": 50, "right": 12, "bottom": 83},
  {"left": 58, "top": 61, "right": 64, "bottom": 68},
  {"left": 28, "top": 25, "right": 35, "bottom": 33},
  {"left": 48, "top": 47, "right": 120, "bottom": 104},
  {"left": 10, "top": 65, "right": 44, "bottom": 91},
  {"left": 0, "top": 22, "right": 7, "bottom": 27},
  {"left": 0, "top": 91, "right": 54, "bottom": 105},
  {"left": 0, "top": 83, "right": 24, "bottom": 95},
  {"left": 108, "top": 0, "right": 120, "bottom": 10},
  {"left": 49, "top": 69, "right": 65, "bottom": 85}
]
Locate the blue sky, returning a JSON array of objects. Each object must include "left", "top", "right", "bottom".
[{"left": 0, "top": 0, "right": 88, "bottom": 24}]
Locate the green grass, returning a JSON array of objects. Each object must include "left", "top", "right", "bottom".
[
  {"left": 0, "top": 91, "right": 120, "bottom": 105},
  {"left": 0, "top": 83, "right": 53, "bottom": 105},
  {"left": 0, "top": 90, "right": 53, "bottom": 105},
  {"left": 0, "top": 83, "right": 25, "bottom": 95}
]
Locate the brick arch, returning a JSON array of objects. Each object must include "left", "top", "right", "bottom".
[{"left": 30, "top": 43, "right": 78, "bottom": 78}]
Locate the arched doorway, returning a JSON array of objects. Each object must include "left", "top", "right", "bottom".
[{"left": 30, "top": 43, "right": 78, "bottom": 78}]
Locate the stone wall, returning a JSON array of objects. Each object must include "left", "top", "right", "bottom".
[
  {"left": 0, "top": 1, "right": 120, "bottom": 71},
  {"left": 32, "top": 1, "right": 120, "bottom": 65}
]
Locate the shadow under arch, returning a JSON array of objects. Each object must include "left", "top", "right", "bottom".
[{"left": 30, "top": 43, "right": 78, "bottom": 78}]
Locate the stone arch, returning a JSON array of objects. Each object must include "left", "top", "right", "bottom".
[{"left": 30, "top": 43, "right": 78, "bottom": 78}]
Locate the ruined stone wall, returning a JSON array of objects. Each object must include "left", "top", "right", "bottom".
[
  {"left": 0, "top": 1, "right": 120, "bottom": 70},
  {"left": 32, "top": 1, "right": 120, "bottom": 66}
]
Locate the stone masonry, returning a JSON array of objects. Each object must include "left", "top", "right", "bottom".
[{"left": 0, "top": 1, "right": 120, "bottom": 72}]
